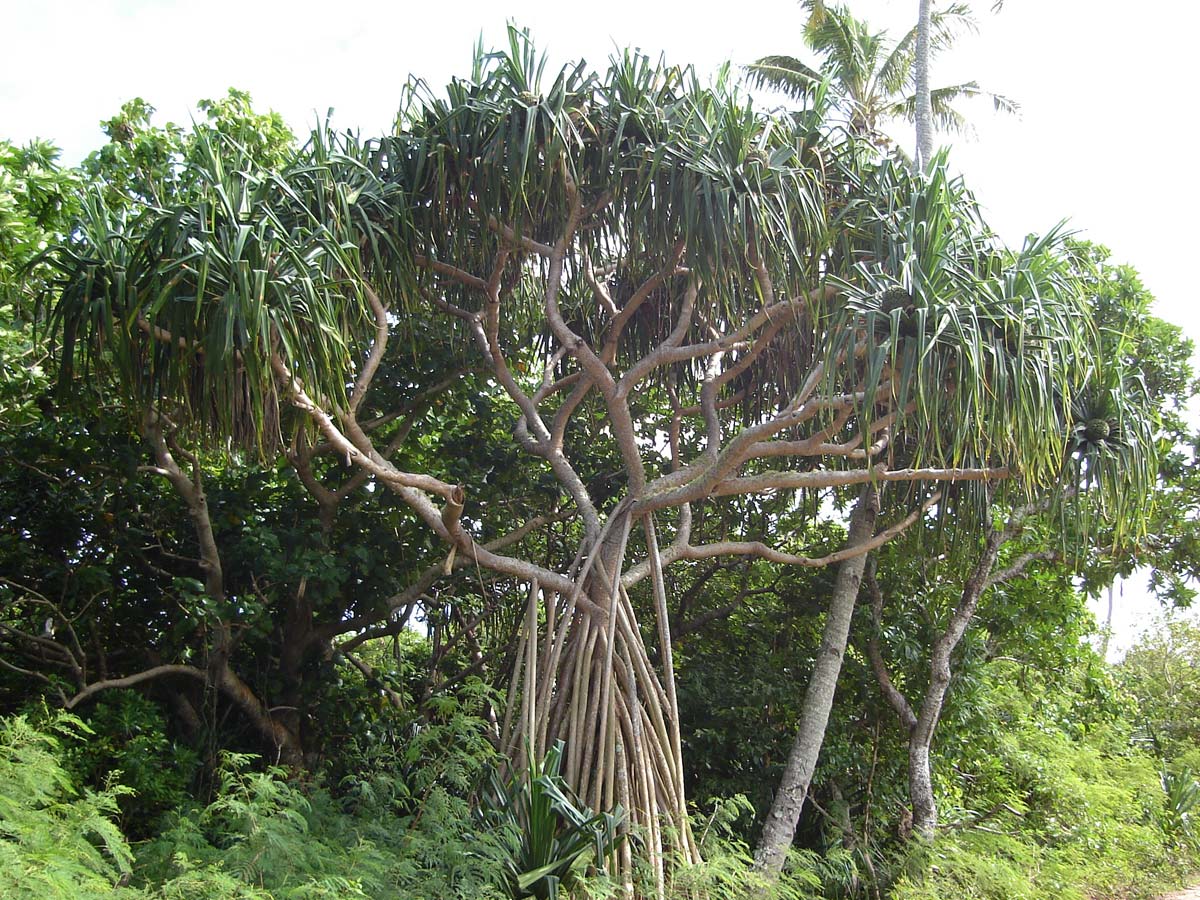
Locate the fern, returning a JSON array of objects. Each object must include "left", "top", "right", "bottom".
[
  {"left": 0, "top": 712, "right": 138, "bottom": 899},
  {"left": 137, "top": 683, "right": 513, "bottom": 899},
  {"left": 657, "top": 796, "right": 824, "bottom": 900}
]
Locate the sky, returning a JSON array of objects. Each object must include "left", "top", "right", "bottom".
[{"left": 3, "top": 0, "right": 1197, "bottom": 653}]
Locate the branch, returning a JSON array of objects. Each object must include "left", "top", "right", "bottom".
[
  {"left": 707, "top": 465, "right": 1009, "bottom": 502},
  {"left": 274, "top": 361, "right": 593, "bottom": 636},
  {"left": 65, "top": 665, "right": 207, "bottom": 709},
  {"left": 0, "top": 655, "right": 67, "bottom": 703},
  {"left": 348, "top": 281, "right": 390, "bottom": 415},
  {"left": 487, "top": 215, "right": 554, "bottom": 257},
  {"left": 541, "top": 166, "right": 646, "bottom": 492},
  {"left": 136, "top": 314, "right": 197, "bottom": 352},
  {"left": 624, "top": 492, "right": 941, "bottom": 586},
  {"left": 342, "top": 652, "right": 405, "bottom": 709},
  {"left": 595, "top": 240, "right": 685, "bottom": 366},
  {"left": 327, "top": 509, "right": 577, "bottom": 650},
  {"left": 634, "top": 393, "right": 869, "bottom": 513},
  {"left": 985, "top": 550, "right": 1059, "bottom": 588},
  {"left": 141, "top": 410, "right": 224, "bottom": 600},
  {"left": 863, "top": 559, "right": 918, "bottom": 731},
  {"left": 272, "top": 355, "right": 457, "bottom": 503},
  {"left": 414, "top": 254, "right": 489, "bottom": 291}
]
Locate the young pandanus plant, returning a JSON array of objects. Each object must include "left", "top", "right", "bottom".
[{"left": 479, "top": 741, "right": 625, "bottom": 900}]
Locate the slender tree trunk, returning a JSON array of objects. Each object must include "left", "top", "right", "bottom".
[
  {"left": 866, "top": 501, "right": 1054, "bottom": 839},
  {"left": 1101, "top": 580, "right": 1116, "bottom": 659},
  {"left": 754, "top": 488, "right": 879, "bottom": 876},
  {"left": 907, "top": 720, "right": 939, "bottom": 837},
  {"left": 906, "top": 526, "right": 1003, "bottom": 837},
  {"left": 914, "top": 0, "right": 934, "bottom": 168}
]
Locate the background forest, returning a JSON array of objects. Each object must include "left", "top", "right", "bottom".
[{"left": 2, "top": 8, "right": 1200, "bottom": 900}]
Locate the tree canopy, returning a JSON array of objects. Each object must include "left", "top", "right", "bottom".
[{"left": 0, "top": 19, "right": 1195, "bottom": 900}]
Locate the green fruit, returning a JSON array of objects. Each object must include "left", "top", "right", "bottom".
[
  {"left": 881, "top": 286, "right": 912, "bottom": 312},
  {"left": 1084, "top": 418, "right": 1111, "bottom": 441}
]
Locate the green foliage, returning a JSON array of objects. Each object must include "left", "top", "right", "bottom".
[
  {"left": 890, "top": 658, "right": 1192, "bottom": 900},
  {"left": 323, "top": 678, "right": 512, "bottom": 900},
  {"left": 480, "top": 741, "right": 624, "bottom": 899},
  {"left": 0, "top": 712, "right": 136, "bottom": 899},
  {"left": 67, "top": 690, "right": 200, "bottom": 837},
  {"left": 82, "top": 90, "right": 294, "bottom": 210},
  {"left": 0, "top": 138, "right": 79, "bottom": 304},
  {"left": 3, "top": 29, "right": 1198, "bottom": 900},
  {"left": 674, "top": 540, "right": 841, "bottom": 822},
  {"left": 138, "top": 752, "right": 381, "bottom": 899},
  {"left": 0, "top": 138, "right": 78, "bottom": 425},
  {"left": 1161, "top": 768, "right": 1200, "bottom": 852},
  {"left": 748, "top": 1, "right": 1014, "bottom": 146},
  {"left": 1121, "top": 615, "right": 1200, "bottom": 763},
  {"left": 659, "top": 796, "right": 827, "bottom": 899}
]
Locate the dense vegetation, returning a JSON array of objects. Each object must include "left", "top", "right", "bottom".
[{"left": 1, "top": 12, "right": 1198, "bottom": 900}]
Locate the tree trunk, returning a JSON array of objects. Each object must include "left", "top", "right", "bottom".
[
  {"left": 868, "top": 501, "right": 1057, "bottom": 839},
  {"left": 907, "top": 704, "right": 940, "bottom": 838},
  {"left": 1101, "top": 580, "right": 1116, "bottom": 659},
  {"left": 914, "top": 0, "right": 934, "bottom": 168},
  {"left": 754, "top": 488, "right": 879, "bottom": 876},
  {"left": 906, "top": 522, "right": 1007, "bottom": 837}
]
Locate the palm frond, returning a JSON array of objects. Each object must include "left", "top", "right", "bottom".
[
  {"left": 882, "top": 3, "right": 977, "bottom": 100},
  {"left": 889, "top": 82, "right": 1018, "bottom": 134},
  {"left": 832, "top": 156, "right": 1094, "bottom": 504},
  {"left": 745, "top": 56, "right": 825, "bottom": 103}
]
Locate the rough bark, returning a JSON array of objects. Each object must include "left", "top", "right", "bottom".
[{"left": 754, "top": 487, "right": 880, "bottom": 876}]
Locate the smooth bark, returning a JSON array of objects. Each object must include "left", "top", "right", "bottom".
[{"left": 754, "top": 487, "right": 880, "bottom": 876}]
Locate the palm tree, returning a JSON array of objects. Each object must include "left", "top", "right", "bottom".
[
  {"left": 748, "top": 0, "right": 1015, "bottom": 156},
  {"left": 915, "top": 0, "right": 934, "bottom": 166}
]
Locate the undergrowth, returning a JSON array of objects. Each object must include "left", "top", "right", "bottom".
[{"left": 2, "top": 679, "right": 1195, "bottom": 900}]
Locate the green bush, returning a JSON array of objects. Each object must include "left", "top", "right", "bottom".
[
  {"left": 890, "top": 661, "right": 1192, "bottom": 900},
  {"left": 479, "top": 741, "right": 624, "bottom": 900},
  {"left": 0, "top": 712, "right": 137, "bottom": 899},
  {"left": 138, "top": 681, "right": 512, "bottom": 899},
  {"left": 656, "top": 796, "right": 828, "bottom": 900},
  {"left": 67, "top": 690, "right": 200, "bottom": 837}
]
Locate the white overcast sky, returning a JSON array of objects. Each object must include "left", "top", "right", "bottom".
[{"left": 3, "top": 0, "right": 1197, "bottom": 652}]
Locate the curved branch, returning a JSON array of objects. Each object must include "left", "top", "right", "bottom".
[
  {"left": 624, "top": 492, "right": 940, "bottom": 586},
  {"left": 414, "top": 254, "right": 489, "bottom": 291},
  {"left": 863, "top": 560, "right": 918, "bottom": 731},
  {"left": 349, "top": 281, "right": 390, "bottom": 414},
  {"left": 985, "top": 549, "right": 1059, "bottom": 589},
  {"left": 65, "top": 665, "right": 207, "bottom": 709}
]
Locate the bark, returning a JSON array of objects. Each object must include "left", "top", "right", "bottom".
[
  {"left": 1101, "top": 581, "right": 1115, "bottom": 659},
  {"left": 907, "top": 742, "right": 937, "bottom": 838},
  {"left": 754, "top": 487, "right": 880, "bottom": 876},
  {"left": 866, "top": 499, "right": 1056, "bottom": 839},
  {"left": 906, "top": 518, "right": 1008, "bottom": 837},
  {"left": 64, "top": 661, "right": 303, "bottom": 765},
  {"left": 914, "top": 0, "right": 934, "bottom": 168}
]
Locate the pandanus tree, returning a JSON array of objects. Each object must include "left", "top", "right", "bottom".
[
  {"left": 51, "top": 30, "right": 1115, "bottom": 890},
  {"left": 860, "top": 242, "right": 1168, "bottom": 842},
  {"left": 749, "top": 154, "right": 1158, "bottom": 874}
]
